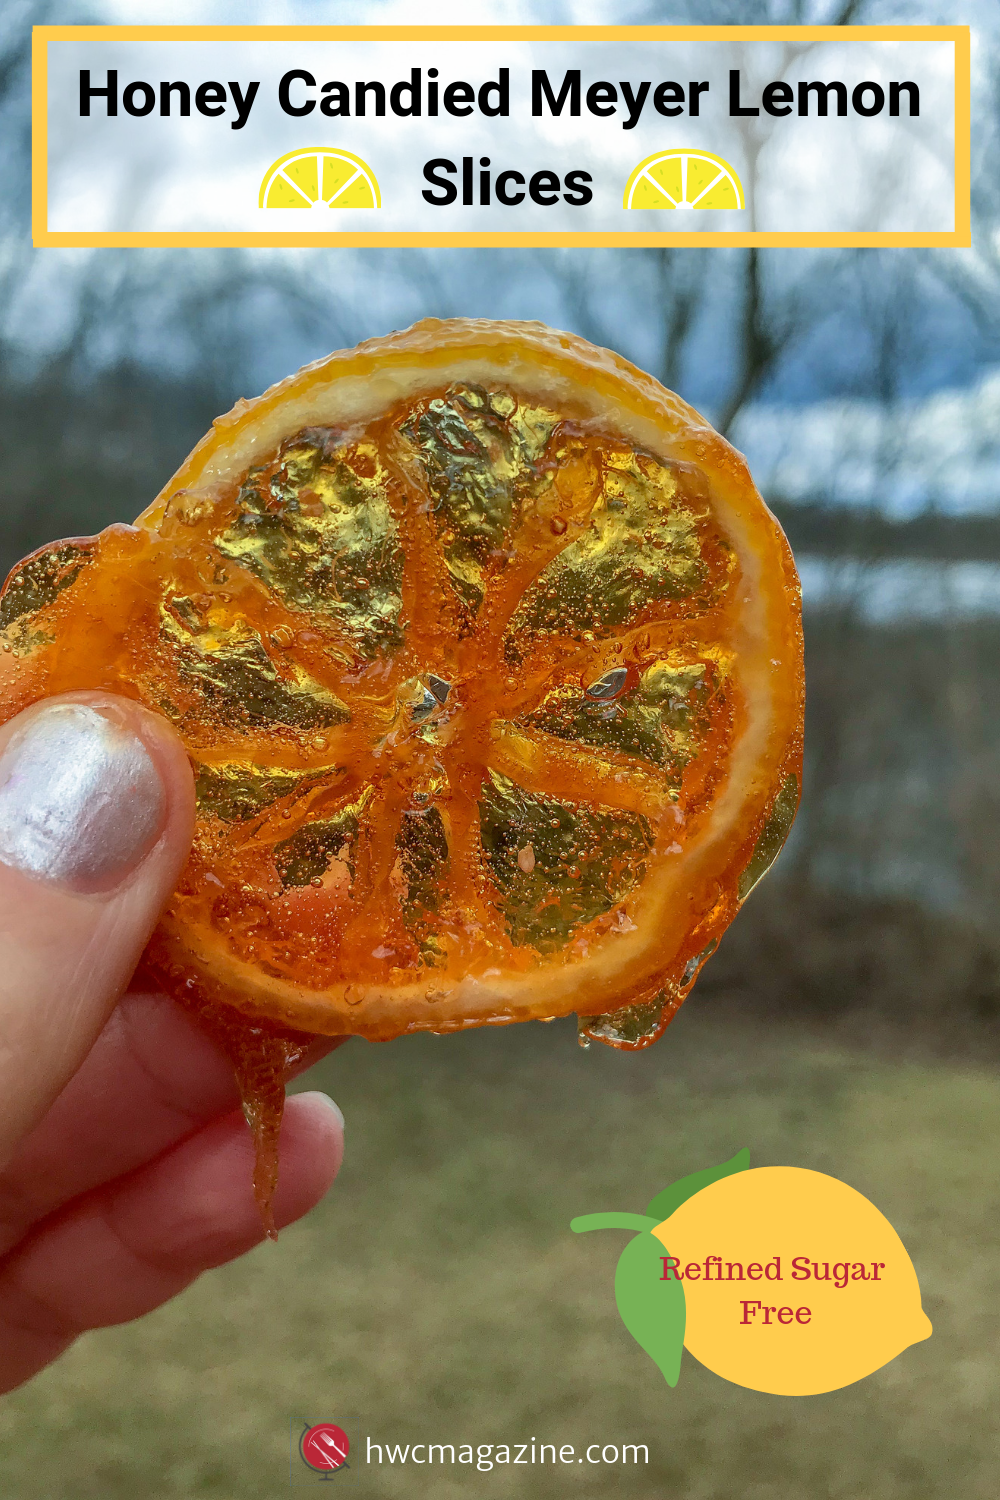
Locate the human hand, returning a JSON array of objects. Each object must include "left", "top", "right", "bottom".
[{"left": 0, "top": 693, "right": 344, "bottom": 1395}]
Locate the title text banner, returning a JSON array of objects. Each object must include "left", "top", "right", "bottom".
[{"left": 33, "top": 25, "right": 971, "bottom": 248}]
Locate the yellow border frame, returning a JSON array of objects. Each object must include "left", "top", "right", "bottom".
[{"left": 32, "top": 24, "right": 971, "bottom": 248}]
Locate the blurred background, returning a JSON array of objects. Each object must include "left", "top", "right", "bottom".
[{"left": 3, "top": 2, "right": 1000, "bottom": 1497}]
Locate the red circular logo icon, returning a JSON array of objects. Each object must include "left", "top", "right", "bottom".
[{"left": 300, "top": 1423, "right": 350, "bottom": 1473}]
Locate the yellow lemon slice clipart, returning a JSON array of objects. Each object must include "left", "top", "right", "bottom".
[
  {"left": 624, "top": 150, "right": 744, "bottom": 211},
  {"left": 653, "top": 1166, "right": 932, "bottom": 1395},
  {"left": 259, "top": 148, "right": 381, "bottom": 210}
]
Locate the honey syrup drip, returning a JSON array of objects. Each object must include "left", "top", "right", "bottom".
[{"left": 159, "top": 967, "right": 342, "bottom": 1236}]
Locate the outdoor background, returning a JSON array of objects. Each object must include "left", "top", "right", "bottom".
[{"left": 2, "top": 1, "right": 1000, "bottom": 1496}]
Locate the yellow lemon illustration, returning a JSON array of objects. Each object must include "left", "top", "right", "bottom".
[
  {"left": 652, "top": 1167, "right": 931, "bottom": 1395},
  {"left": 259, "top": 148, "right": 380, "bottom": 210},
  {"left": 624, "top": 150, "right": 744, "bottom": 211}
]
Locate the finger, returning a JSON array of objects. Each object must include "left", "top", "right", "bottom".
[
  {"left": 0, "top": 990, "right": 236, "bottom": 1255},
  {"left": 0, "top": 692, "right": 195, "bottom": 1165},
  {"left": 0, "top": 1091, "right": 343, "bottom": 1396},
  {"left": 0, "top": 989, "right": 347, "bottom": 1255}
]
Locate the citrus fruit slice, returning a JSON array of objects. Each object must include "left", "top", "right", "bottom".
[
  {"left": 624, "top": 150, "right": 745, "bottom": 211},
  {"left": 259, "top": 147, "right": 380, "bottom": 209},
  {"left": 0, "top": 319, "right": 802, "bottom": 1223}
]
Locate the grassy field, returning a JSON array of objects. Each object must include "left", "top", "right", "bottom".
[{"left": 1, "top": 997, "right": 998, "bottom": 1499}]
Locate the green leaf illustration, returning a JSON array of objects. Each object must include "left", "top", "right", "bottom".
[
  {"left": 614, "top": 1231, "right": 686, "bottom": 1388},
  {"left": 645, "top": 1147, "right": 749, "bottom": 1224},
  {"left": 569, "top": 1148, "right": 749, "bottom": 1392}
]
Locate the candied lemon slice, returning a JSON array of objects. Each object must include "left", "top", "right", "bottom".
[
  {"left": 0, "top": 319, "right": 803, "bottom": 1227},
  {"left": 0, "top": 318, "right": 802, "bottom": 1061}
]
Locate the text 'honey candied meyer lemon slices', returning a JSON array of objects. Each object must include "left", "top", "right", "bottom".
[{"left": 0, "top": 320, "right": 803, "bottom": 1228}]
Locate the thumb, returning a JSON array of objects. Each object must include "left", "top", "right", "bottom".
[{"left": 0, "top": 692, "right": 195, "bottom": 1166}]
